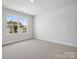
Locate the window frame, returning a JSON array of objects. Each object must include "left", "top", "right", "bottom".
[{"left": 6, "top": 14, "right": 28, "bottom": 35}]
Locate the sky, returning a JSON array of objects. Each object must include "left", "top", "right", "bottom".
[{"left": 6, "top": 15, "right": 28, "bottom": 25}]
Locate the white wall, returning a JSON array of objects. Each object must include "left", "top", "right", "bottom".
[
  {"left": 34, "top": 3, "right": 77, "bottom": 47},
  {"left": 2, "top": 8, "right": 34, "bottom": 45}
]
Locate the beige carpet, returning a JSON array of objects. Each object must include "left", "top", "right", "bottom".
[{"left": 2, "top": 39, "right": 77, "bottom": 59}]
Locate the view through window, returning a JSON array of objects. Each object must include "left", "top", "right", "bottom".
[{"left": 6, "top": 15, "right": 28, "bottom": 34}]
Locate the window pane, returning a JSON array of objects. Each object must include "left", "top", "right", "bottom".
[
  {"left": 19, "top": 16, "right": 28, "bottom": 33},
  {"left": 6, "top": 15, "right": 18, "bottom": 34}
]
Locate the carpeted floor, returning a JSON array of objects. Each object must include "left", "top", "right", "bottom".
[{"left": 2, "top": 39, "right": 77, "bottom": 59}]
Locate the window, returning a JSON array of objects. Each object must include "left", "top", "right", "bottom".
[{"left": 6, "top": 15, "right": 28, "bottom": 34}]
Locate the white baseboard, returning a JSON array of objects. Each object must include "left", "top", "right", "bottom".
[
  {"left": 2, "top": 38, "right": 33, "bottom": 46},
  {"left": 35, "top": 37, "right": 77, "bottom": 47}
]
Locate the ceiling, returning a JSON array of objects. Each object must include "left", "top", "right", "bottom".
[{"left": 3, "top": 0, "right": 77, "bottom": 15}]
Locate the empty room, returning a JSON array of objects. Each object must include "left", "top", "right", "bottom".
[{"left": 2, "top": 0, "right": 77, "bottom": 59}]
